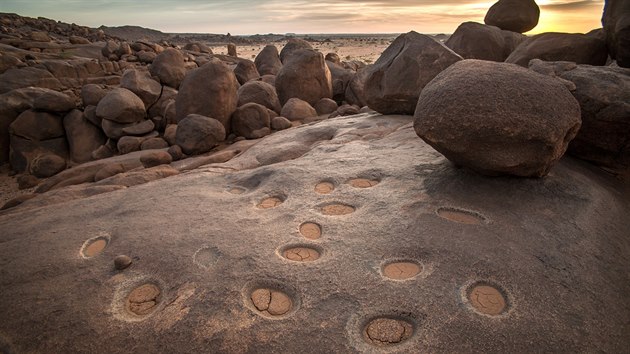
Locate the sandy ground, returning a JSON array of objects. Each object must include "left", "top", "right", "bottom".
[
  {"left": 210, "top": 38, "right": 394, "bottom": 64},
  {"left": 0, "top": 165, "right": 35, "bottom": 207}
]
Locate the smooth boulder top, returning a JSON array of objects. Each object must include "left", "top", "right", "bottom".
[
  {"left": 275, "top": 49, "right": 333, "bottom": 106},
  {"left": 445, "top": 22, "right": 526, "bottom": 62},
  {"left": 95, "top": 88, "right": 146, "bottom": 124},
  {"left": 414, "top": 59, "right": 582, "bottom": 177},
  {"left": 175, "top": 114, "right": 226, "bottom": 155},
  {"left": 484, "top": 0, "right": 540, "bottom": 33},
  {"left": 505, "top": 32, "right": 608, "bottom": 67},
  {"left": 602, "top": 0, "right": 630, "bottom": 68}
]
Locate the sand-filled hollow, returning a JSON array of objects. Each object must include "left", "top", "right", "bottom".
[
  {"left": 364, "top": 317, "right": 414, "bottom": 346},
  {"left": 81, "top": 237, "right": 109, "bottom": 258},
  {"left": 250, "top": 288, "right": 293, "bottom": 317},
  {"left": 468, "top": 284, "right": 508, "bottom": 316},
  {"left": 349, "top": 178, "right": 379, "bottom": 188},
  {"left": 126, "top": 284, "right": 161, "bottom": 316},
  {"left": 315, "top": 182, "right": 335, "bottom": 194},
  {"left": 257, "top": 196, "right": 284, "bottom": 209},
  {"left": 321, "top": 203, "right": 355, "bottom": 215},
  {"left": 299, "top": 222, "right": 322, "bottom": 240},
  {"left": 383, "top": 261, "right": 421, "bottom": 280},
  {"left": 437, "top": 207, "right": 485, "bottom": 225},
  {"left": 283, "top": 246, "right": 321, "bottom": 262}
]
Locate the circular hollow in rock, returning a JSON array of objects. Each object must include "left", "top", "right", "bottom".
[
  {"left": 283, "top": 246, "right": 321, "bottom": 262},
  {"left": 437, "top": 207, "right": 485, "bottom": 225},
  {"left": 314, "top": 181, "right": 335, "bottom": 194},
  {"left": 299, "top": 222, "right": 322, "bottom": 240},
  {"left": 250, "top": 288, "right": 293, "bottom": 317},
  {"left": 321, "top": 203, "right": 355, "bottom": 215},
  {"left": 81, "top": 236, "right": 109, "bottom": 258},
  {"left": 468, "top": 283, "right": 507, "bottom": 316},
  {"left": 383, "top": 261, "right": 422, "bottom": 280},
  {"left": 228, "top": 187, "right": 246, "bottom": 194},
  {"left": 258, "top": 196, "right": 284, "bottom": 209},
  {"left": 126, "top": 283, "right": 161, "bottom": 316},
  {"left": 350, "top": 178, "right": 379, "bottom": 188},
  {"left": 364, "top": 317, "right": 414, "bottom": 346}
]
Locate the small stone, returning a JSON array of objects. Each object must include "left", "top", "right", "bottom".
[{"left": 114, "top": 255, "right": 132, "bottom": 270}]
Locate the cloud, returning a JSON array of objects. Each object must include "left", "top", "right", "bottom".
[{"left": 540, "top": 0, "right": 603, "bottom": 10}]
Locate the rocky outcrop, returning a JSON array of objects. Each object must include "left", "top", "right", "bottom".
[
  {"left": 275, "top": 49, "right": 332, "bottom": 106},
  {"left": 175, "top": 60, "right": 239, "bottom": 131},
  {"left": 484, "top": 0, "right": 540, "bottom": 33},
  {"left": 445, "top": 22, "right": 526, "bottom": 62},
  {"left": 414, "top": 60, "right": 581, "bottom": 177},
  {"left": 326, "top": 61, "right": 355, "bottom": 103},
  {"left": 506, "top": 33, "right": 608, "bottom": 67},
  {"left": 363, "top": 31, "right": 462, "bottom": 115},
  {"left": 234, "top": 59, "right": 260, "bottom": 85},
  {"left": 63, "top": 109, "right": 106, "bottom": 163},
  {"left": 603, "top": 0, "right": 630, "bottom": 68},
  {"left": 96, "top": 88, "right": 146, "bottom": 124},
  {"left": 120, "top": 69, "right": 162, "bottom": 108}
]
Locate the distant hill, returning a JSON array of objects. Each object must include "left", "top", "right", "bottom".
[{"left": 99, "top": 25, "right": 167, "bottom": 42}]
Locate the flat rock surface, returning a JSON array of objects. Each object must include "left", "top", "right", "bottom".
[{"left": 0, "top": 114, "right": 629, "bottom": 353}]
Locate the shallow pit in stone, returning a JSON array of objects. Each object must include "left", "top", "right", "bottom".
[
  {"left": 314, "top": 181, "right": 335, "bottom": 194},
  {"left": 228, "top": 187, "right": 246, "bottom": 194},
  {"left": 382, "top": 261, "right": 422, "bottom": 280},
  {"left": 126, "top": 283, "right": 161, "bottom": 317},
  {"left": 81, "top": 236, "right": 110, "bottom": 258},
  {"left": 364, "top": 317, "right": 414, "bottom": 346},
  {"left": 320, "top": 203, "right": 355, "bottom": 215},
  {"left": 466, "top": 282, "right": 508, "bottom": 316},
  {"left": 349, "top": 178, "right": 379, "bottom": 188},
  {"left": 437, "top": 207, "right": 486, "bottom": 225},
  {"left": 282, "top": 246, "right": 321, "bottom": 262},
  {"left": 250, "top": 288, "right": 293, "bottom": 317},
  {"left": 257, "top": 196, "right": 285, "bottom": 209},
  {"left": 299, "top": 222, "right": 322, "bottom": 240}
]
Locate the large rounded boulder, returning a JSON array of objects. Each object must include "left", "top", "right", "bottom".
[
  {"left": 237, "top": 81, "right": 282, "bottom": 114},
  {"left": 175, "top": 114, "right": 226, "bottom": 155},
  {"left": 175, "top": 60, "right": 239, "bottom": 131},
  {"left": 484, "top": 0, "right": 540, "bottom": 33},
  {"left": 506, "top": 33, "right": 608, "bottom": 67},
  {"left": 279, "top": 38, "right": 313, "bottom": 64},
  {"left": 231, "top": 103, "right": 271, "bottom": 139},
  {"left": 602, "top": 0, "right": 630, "bottom": 68},
  {"left": 275, "top": 49, "right": 332, "bottom": 106},
  {"left": 413, "top": 60, "right": 582, "bottom": 177},
  {"left": 255, "top": 45, "right": 283, "bottom": 76},
  {"left": 445, "top": 22, "right": 526, "bottom": 62},
  {"left": 95, "top": 88, "right": 146, "bottom": 124},
  {"left": 149, "top": 48, "right": 186, "bottom": 89},
  {"left": 363, "top": 31, "right": 462, "bottom": 115},
  {"left": 120, "top": 69, "right": 162, "bottom": 108}
]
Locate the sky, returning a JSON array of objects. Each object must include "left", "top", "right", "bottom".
[{"left": 0, "top": 0, "right": 605, "bottom": 35}]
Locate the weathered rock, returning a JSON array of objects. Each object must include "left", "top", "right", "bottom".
[
  {"left": 175, "top": 114, "right": 226, "bottom": 155},
  {"left": 261, "top": 74, "right": 276, "bottom": 86},
  {"left": 101, "top": 119, "right": 135, "bottom": 140},
  {"left": 280, "top": 98, "right": 317, "bottom": 121},
  {"left": 484, "top": 0, "right": 540, "bottom": 33},
  {"left": 120, "top": 69, "right": 162, "bottom": 108},
  {"left": 183, "top": 42, "right": 212, "bottom": 54},
  {"left": 271, "top": 116, "right": 292, "bottom": 131},
  {"left": 232, "top": 103, "right": 271, "bottom": 139},
  {"left": 279, "top": 38, "right": 313, "bottom": 64},
  {"left": 325, "top": 53, "right": 341, "bottom": 65},
  {"left": 314, "top": 98, "right": 338, "bottom": 115},
  {"left": 234, "top": 59, "right": 260, "bottom": 85},
  {"left": 33, "top": 90, "right": 75, "bottom": 112},
  {"left": 114, "top": 255, "right": 132, "bottom": 270},
  {"left": 167, "top": 145, "right": 183, "bottom": 161},
  {"left": 94, "top": 165, "right": 179, "bottom": 187},
  {"left": 137, "top": 51, "right": 157, "bottom": 64},
  {"left": 81, "top": 84, "right": 107, "bottom": 107},
  {"left": 445, "top": 22, "right": 526, "bottom": 62},
  {"left": 101, "top": 40, "right": 118, "bottom": 58},
  {"left": 9, "top": 110, "right": 64, "bottom": 141},
  {"left": 69, "top": 36, "right": 90, "bottom": 45},
  {"left": 255, "top": 45, "right": 283, "bottom": 76},
  {"left": 0, "top": 54, "right": 24, "bottom": 75},
  {"left": 163, "top": 124, "right": 177, "bottom": 146},
  {"left": 0, "top": 193, "right": 37, "bottom": 210},
  {"left": 117, "top": 136, "right": 143, "bottom": 155},
  {"left": 96, "top": 88, "right": 146, "bottom": 124},
  {"left": 141, "top": 137, "right": 169, "bottom": 150},
  {"left": 0, "top": 67, "right": 63, "bottom": 94},
  {"left": 175, "top": 60, "right": 239, "bottom": 132},
  {"left": 140, "top": 150, "right": 172, "bottom": 168},
  {"left": 506, "top": 33, "right": 608, "bottom": 67},
  {"left": 30, "top": 31, "right": 51, "bottom": 42},
  {"left": 29, "top": 153, "right": 66, "bottom": 178},
  {"left": 227, "top": 43, "right": 237, "bottom": 57},
  {"left": 148, "top": 86, "right": 177, "bottom": 119},
  {"left": 414, "top": 60, "right": 582, "bottom": 177},
  {"left": 94, "top": 163, "right": 126, "bottom": 182},
  {"left": 553, "top": 64, "right": 630, "bottom": 170},
  {"left": 345, "top": 68, "right": 369, "bottom": 107},
  {"left": 91, "top": 143, "right": 115, "bottom": 160},
  {"left": 63, "top": 109, "right": 106, "bottom": 163},
  {"left": 326, "top": 61, "right": 355, "bottom": 103},
  {"left": 237, "top": 81, "right": 281, "bottom": 114},
  {"left": 275, "top": 49, "right": 332, "bottom": 106},
  {"left": 602, "top": 0, "right": 630, "bottom": 68},
  {"left": 363, "top": 31, "right": 462, "bottom": 115},
  {"left": 122, "top": 120, "right": 155, "bottom": 136},
  {"left": 150, "top": 48, "right": 186, "bottom": 89},
  {"left": 83, "top": 105, "right": 100, "bottom": 127},
  {"left": 115, "top": 42, "right": 132, "bottom": 58}
]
